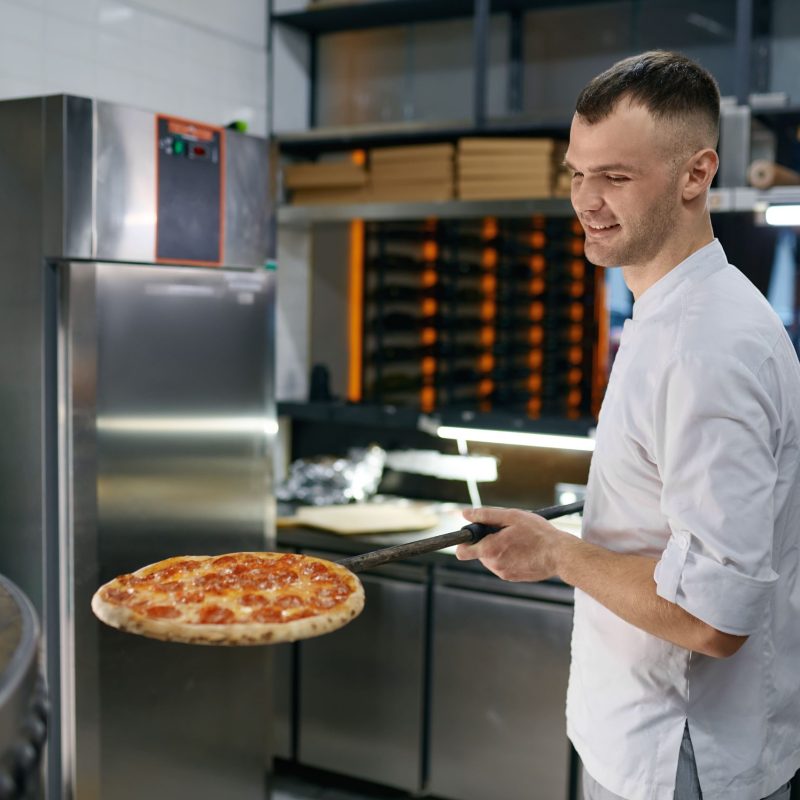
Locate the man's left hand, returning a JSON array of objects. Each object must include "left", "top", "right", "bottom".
[{"left": 455, "top": 506, "right": 570, "bottom": 582}]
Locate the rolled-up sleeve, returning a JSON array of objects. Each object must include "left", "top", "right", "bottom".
[{"left": 652, "top": 353, "right": 780, "bottom": 636}]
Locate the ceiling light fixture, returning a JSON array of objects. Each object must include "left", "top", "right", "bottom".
[
  {"left": 765, "top": 205, "right": 800, "bottom": 226},
  {"left": 434, "top": 425, "right": 596, "bottom": 452}
]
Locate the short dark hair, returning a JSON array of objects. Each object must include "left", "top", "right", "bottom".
[{"left": 575, "top": 51, "right": 720, "bottom": 146}]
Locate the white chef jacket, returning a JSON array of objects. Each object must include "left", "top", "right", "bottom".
[{"left": 566, "top": 239, "right": 800, "bottom": 800}]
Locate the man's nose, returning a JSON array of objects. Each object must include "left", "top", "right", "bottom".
[{"left": 571, "top": 178, "right": 603, "bottom": 214}]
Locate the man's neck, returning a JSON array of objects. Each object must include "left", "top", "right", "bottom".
[{"left": 623, "top": 218, "right": 715, "bottom": 301}]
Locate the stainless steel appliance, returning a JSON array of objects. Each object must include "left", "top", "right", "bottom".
[
  {"left": 428, "top": 568, "right": 574, "bottom": 800},
  {"left": 0, "top": 96, "right": 275, "bottom": 800},
  {"left": 297, "top": 552, "right": 426, "bottom": 792}
]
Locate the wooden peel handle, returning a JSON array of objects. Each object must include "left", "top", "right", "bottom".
[
  {"left": 747, "top": 159, "right": 800, "bottom": 190},
  {"left": 338, "top": 500, "right": 585, "bottom": 573}
]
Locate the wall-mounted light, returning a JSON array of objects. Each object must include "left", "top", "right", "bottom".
[
  {"left": 765, "top": 205, "right": 800, "bottom": 226},
  {"left": 433, "top": 424, "right": 595, "bottom": 452},
  {"left": 97, "top": 416, "right": 279, "bottom": 436}
]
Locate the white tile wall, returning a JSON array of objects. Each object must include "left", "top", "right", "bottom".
[{"left": 0, "top": 0, "right": 268, "bottom": 134}]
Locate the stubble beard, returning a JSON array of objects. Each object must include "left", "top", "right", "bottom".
[{"left": 582, "top": 184, "right": 681, "bottom": 269}]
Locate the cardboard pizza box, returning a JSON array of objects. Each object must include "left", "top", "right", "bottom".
[
  {"left": 370, "top": 143, "right": 456, "bottom": 164},
  {"left": 457, "top": 137, "right": 557, "bottom": 156},
  {"left": 283, "top": 161, "right": 367, "bottom": 189}
]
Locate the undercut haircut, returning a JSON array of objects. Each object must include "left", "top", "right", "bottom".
[{"left": 575, "top": 51, "right": 720, "bottom": 148}]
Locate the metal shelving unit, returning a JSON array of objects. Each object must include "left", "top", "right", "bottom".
[
  {"left": 271, "top": 0, "right": 800, "bottom": 443},
  {"left": 271, "top": 0, "right": 764, "bottom": 141},
  {"left": 272, "top": 0, "right": 476, "bottom": 33},
  {"left": 272, "top": 0, "right": 614, "bottom": 34},
  {"left": 276, "top": 117, "right": 572, "bottom": 156},
  {"left": 278, "top": 196, "right": 573, "bottom": 223},
  {"left": 277, "top": 400, "right": 597, "bottom": 437},
  {"left": 270, "top": 0, "right": 799, "bottom": 216},
  {"left": 278, "top": 187, "right": 800, "bottom": 225}
]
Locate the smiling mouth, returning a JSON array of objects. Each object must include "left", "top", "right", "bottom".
[{"left": 585, "top": 222, "right": 620, "bottom": 236}]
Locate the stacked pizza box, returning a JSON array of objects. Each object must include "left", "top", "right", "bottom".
[
  {"left": 457, "top": 137, "right": 565, "bottom": 200},
  {"left": 552, "top": 167, "right": 573, "bottom": 198},
  {"left": 367, "top": 143, "right": 456, "bottom": 202},
  {"left": 284, "top": 159, "right": 370, "bottom": 205}
]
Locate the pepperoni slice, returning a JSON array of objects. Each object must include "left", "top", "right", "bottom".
[
  {"left": 195, "top": 574, "right": 238, "bottom": 594},
  {"left": 251, "top": 606, "right": 283, "bottom": 623},
  {"left": 147, "top": 561, "right": 200, "bottom": 581},
  {"left": 102, "top": 587, "right": 135, "bottom": 605},
  {"left": 271, "top": 570, "right": 299, "bottom": 587},
  {"left": 175, "top": 590, "right": 205, "bottom": 605},
  {"left": 211, "top": 555, "right": 240, "bottom": 569},
  {"left": 198, "top": 605, "right": 236, "bottom": 624},
  {"left": 144, "top": 605, "right": 181, "bottom": 620},
  {"left": 301, "top": 561, "right": 331, "bottom": 578},
  {"left": 239, "top": 593, "right": 272, "bottom": 608},
  {"left": 276, "top": 594, "right": 303, "bottom": 609},
  {"left": 154, "top": 581, "right": 183, "bottom": 594}
]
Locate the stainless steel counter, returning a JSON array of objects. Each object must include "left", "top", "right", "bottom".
[{"left": 274, "top": 504, "right": 579, "bottom": 800}]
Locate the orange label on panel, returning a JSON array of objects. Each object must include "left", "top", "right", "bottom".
[{"left": 167, "top": 120, "right": 216, "bottom": 141}]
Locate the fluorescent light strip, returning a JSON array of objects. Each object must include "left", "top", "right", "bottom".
[
  {"left": 436, "top": 425, "right": 595, "bottom": 451},
  {"left": 97, "top": 416, "right": 279, "bottom": 436},
  {"left": 765, "top": 205, "right": 800, "bottom": 226}
]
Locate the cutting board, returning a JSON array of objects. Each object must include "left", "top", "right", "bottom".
[{"left": 279, "top": 503, "right": 439, "bottom": 535}]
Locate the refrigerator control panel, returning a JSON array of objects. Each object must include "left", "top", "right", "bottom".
[{"left": 156, "top": 115, "right": 224, "bottom": 266}]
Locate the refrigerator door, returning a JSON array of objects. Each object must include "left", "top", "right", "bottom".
[{"left": 59, "top": 260, "right": 275, "bottom": 800}]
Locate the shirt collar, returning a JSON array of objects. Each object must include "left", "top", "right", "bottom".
[{"left": 631, "top": 239, "right": 728, "bottom": 322}]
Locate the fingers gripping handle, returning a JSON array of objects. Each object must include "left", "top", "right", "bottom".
[
  {"left": 461, "top": 521, "right": 501, "bottom": 543},
  {"left": 338, "top": 499, "right": 584, "bottom": 573},
  {"left": 458, "top": 499, "right": 585, "bottom": 544}
]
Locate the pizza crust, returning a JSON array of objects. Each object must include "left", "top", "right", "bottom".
[{"left": 91, "top": 553, "right": 365, "bottom": 646}]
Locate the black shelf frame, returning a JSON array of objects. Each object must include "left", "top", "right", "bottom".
[
  {"left": 277, "top": 400, "right": 596, "bottom": 438},
  {"left": 272, "top": 0, "right": 476, "bottom": 33},
  {"left": 273, "top": 0, "right": 626, "bottom": 34},
  {"left": 271, "top": 0, "right": 766, "bottom": 150},
  {"left": 276, "top": 118, "right": 572, "bottom": 156}
]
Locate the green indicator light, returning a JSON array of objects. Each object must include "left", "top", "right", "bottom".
[{"left": 173, "top": 139, "right": 185, "bottom": 155}]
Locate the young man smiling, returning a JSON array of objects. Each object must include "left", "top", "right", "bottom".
[{"left": 456, "top": 52, "right": 800, "bottom": 800}]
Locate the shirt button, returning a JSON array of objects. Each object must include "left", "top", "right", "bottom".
[{"left": 679, "top": 534, "right": 691, "bottom": 551}]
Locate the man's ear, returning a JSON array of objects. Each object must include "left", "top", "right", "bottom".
[{"left": 683, "top": 148, "right": 719, "bottom": 201}]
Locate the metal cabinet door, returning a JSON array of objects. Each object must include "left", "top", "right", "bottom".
[
  {"left": 273, "top": 550, "right": 296, "bottom": 761},
  {"left": 297, "top": 560, "right": 426, "bottom": 792},
  {"left": 63, "top": 261, "right": 275, "bottom": 800},
  {"left": 273, "top": 641, "right": 295, "bottom": 760},
  {"left": 428, "top": 584, "right": 573, "bottom": 800}
]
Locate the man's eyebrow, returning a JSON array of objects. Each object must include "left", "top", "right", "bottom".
[{"left": 562, "top": 159, "right": 639, "bottom": 174}]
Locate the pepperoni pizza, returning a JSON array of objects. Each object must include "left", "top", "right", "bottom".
[{"left": 91, "top": 552, "right": 364, "bottom": 645}]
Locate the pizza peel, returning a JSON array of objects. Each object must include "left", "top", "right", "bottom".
[
  {"left": 91, "top": 500, "right": 584, "bottom": 645},
  {"left": 337, "top": 499, "right": 585, "bottom": 572}
]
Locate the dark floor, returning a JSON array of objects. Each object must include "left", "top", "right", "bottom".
[{"left": 272, "top": 765, "right": 412, "bottom": 800}]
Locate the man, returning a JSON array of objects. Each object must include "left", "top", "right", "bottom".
[{"left": 456, "top": 51, "right": 800, "bottom": 800}]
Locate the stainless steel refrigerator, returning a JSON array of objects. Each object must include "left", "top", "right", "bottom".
[{"left": 0, "top": 95, "right": 275, "bottom": 800}]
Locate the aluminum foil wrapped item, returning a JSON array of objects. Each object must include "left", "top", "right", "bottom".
[{"left": 277, "top": 444, "right": 387, "bottom": 505}]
